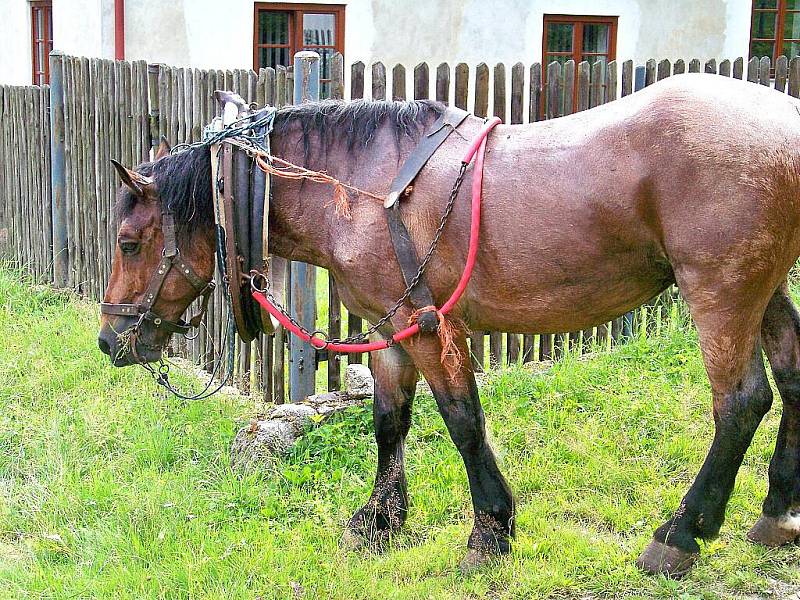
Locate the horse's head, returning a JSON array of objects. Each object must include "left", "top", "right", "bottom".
[{"left": 98, "top": 140, "right": 216, "bottom": 366}]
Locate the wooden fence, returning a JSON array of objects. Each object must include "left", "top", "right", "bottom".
[{"left": 0, "top": 52, "right": 796, "bottom": 402}]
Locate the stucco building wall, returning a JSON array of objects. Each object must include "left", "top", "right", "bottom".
[{"left": 0, "top": 0, "right": 754, "bottom": 87}]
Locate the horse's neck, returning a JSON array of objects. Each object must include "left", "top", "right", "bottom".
[{"left": 267, "top": 122, "right": 419, "bottom": 267}]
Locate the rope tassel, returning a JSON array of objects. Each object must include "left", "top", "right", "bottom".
[{"left": 409, "top": 306, "right": 466, "bottom": 382}]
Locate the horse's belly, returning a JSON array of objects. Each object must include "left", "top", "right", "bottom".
[{"left": 463, "top": 246, "right": 673, "bottom": 334}]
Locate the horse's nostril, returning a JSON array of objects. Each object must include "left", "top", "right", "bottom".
[{"left": 98, "top": 336, "right": 111, "bottom": 356}]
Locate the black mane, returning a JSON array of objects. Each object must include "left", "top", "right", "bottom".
[
  {"left": 273, "top": 98, "right": 445, "bottom": 163},
  {"left": 117, "top": 99, "right": 442, "bottom": 233},
  {"left": 116, "top": 145, "right": 213, "bottom": 240}
]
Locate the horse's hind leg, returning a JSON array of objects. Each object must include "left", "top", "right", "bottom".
[
  {"left": 342, "top": 340, "right": 417, "bottom": 550},
  {"left": 637, "top": 290, "right": 773, "bottom": 577},
  {"left": 748, "top": 285, "right": 800, "bottom": 546}
]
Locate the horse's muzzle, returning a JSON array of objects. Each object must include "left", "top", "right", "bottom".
[{"left": 98, "top": 320, "right": 163, "bottom": 366}]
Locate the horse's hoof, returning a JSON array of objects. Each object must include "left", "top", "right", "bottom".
[
  {"left": 747, "top": 515, "right": 800, "bottom": 547},
  {"left": 635, "top": 540, "right": 698, "bottom": 578},
  {"left": 339, "top": 527, "right": 389, "bottom": 553},
  {"left": 340, "top": 528, "right": 367, "bottom": 552},
  {"left": 459, "top": 548, "right": 494, "bottom": 574}
]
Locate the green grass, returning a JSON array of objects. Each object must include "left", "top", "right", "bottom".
[{"left": 1, "top": 268, "right": 800, "bottom": 599}]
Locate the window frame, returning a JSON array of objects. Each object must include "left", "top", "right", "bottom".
[
  {"left": 542, "top": 14, "right": 618, "bottom": 71},
  {"left": 252, "top": 2, "right": 345, "bottom": 75},
  {"left": 541, "top": 14, "right": 618, "bottom": 117},
  {"left": 749, "top": 0, "right": 800, "bottom": 64},
  {"left": 31, "top": 0, "right": 53, "bottom": 85}
]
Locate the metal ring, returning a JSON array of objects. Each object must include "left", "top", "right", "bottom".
[
  {"left": 309, "top": 330, "right": 329, "bottom": 349},
  {"left": 249, "top": 270, "right": 270, "bottom": 293}
]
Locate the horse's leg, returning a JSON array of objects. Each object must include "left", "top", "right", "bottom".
[
  {"left": 748, "top": 286, "right": 800, "bottom": 546},
  {"left": 342, "top": 340, "right": 418, "bottom": 549},
  {"left": 398, "top": 331, "right": 515, "bottom": 572},
  {"left": 637, "top": 295, "right": 773, "bottom": 577}
]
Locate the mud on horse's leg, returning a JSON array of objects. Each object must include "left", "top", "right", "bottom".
[
  {"left": 342, "top": 339, "right": 418, "bottom": 550},
  {"left": 401, "top": 331, "right": 515, "bottom": 572},
  {"left": 749, "top": 287, "right": 800, "bottom": 546},
  {"left": 637, "top": 328, "right": 772, "bottom": 577}
]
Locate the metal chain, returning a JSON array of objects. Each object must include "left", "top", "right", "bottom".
[{"left": 252, "top": 161, "right": 469, "bottom": 346}]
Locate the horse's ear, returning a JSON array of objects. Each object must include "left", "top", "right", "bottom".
[
  {"left": 155, "top": 136, "right": 171, "bottom": 160},
  {"left": 110, "top": 159, "right": 153, "bottom": 196}
]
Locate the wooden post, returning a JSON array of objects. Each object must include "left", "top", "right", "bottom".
[
  {"left": 289, "top": 51, "right": 320, "bottom": 402},
  {"left": 348, "top": 61, "right": 365, "bottom": 364},
  {"left": 49, "top": 51, "right": 68, "bottom": 287}
]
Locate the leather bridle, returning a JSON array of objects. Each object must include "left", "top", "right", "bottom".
[{"left": 100, "top": 211, "right": 215, "bottom": 343}]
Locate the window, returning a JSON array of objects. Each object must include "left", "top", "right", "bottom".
[
  {"left": 542, "top": 15, "right": 617, "bottom": 115},
  {"left": 31, "top": 1, "right": 53, "bottom": 85},
  {"left": 253, "top": 3, "right": 345, "bottom": 98},
  {"left": 750, "top": 0, "right": 800, "bottom": 63}
]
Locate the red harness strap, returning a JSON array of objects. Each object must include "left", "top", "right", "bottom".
[{"left": 252, "top": 116, "right": 502, "bottom": 353}]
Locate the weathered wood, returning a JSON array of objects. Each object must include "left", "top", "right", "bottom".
[
  {"left": 622, "top": 60, "right": 634, "bottom": 97},
  {"left": 705, "top": 58, "right": 717, "bottom": 74},
  {"left": 493, "top": 63, "right": 506, "bottom": 121},
  {"left": 775, "top": 55, "right": 789, "bottom": 93},
  {"left": 590, "top": 61, "right": 604, "bottom": 107},
  {"left": 489, "top": 332, "right": 502, "bottom": 366},
  {"left": 747, "top": 57, "right": 760, "bottom": 82},
  {"left": 576, "top": 61, "right": 590, "bottom": 112},
  {"left": 350, "top": 61, "right": 365, "bottom": 100},
  {"left": 760, "top": 57, "right": 771, "bottom": 86},
  {"left": 511, "top": 62, "right": 524, "bottom": 123},
  {"left": 507, "top": 333, "right": 520, "bottom": 365},
  {"left": 790, "top": 57, "right": 800, "bottom": 98},
  {"left": 328, "top": 275, "right": 341, "bottom": 391},
  {"left": 454, "top": 63, "right": 468, "bottom": 110},
  {"left": 436, "top": 62, "right": 450, "bottom": 104},
  {"left": 657, "top": 59, "right": 671, "bottom": 80},
  {"left": 371, "top": 62, "right": 386, "bottom": 100},
  {"left": 645, "top": 59, "right": 656, "bottom": 85},
  {"left": 688, "top": 58, "right": 701, "bottom": 73},
  {"left": 719, "top": 59, "right": 731, "bottom": 77},
  {"left": 546, "top": 61, "right": 561, "bottom": 119},
  {"left": 605, "top": 61, "right": 618, "bottom": 102},
  {"left": 330, "top": 53, "right": 344, "bottom": 101},
  {"left": 413, "top": 62, "right": 429, "bottom": 99},
  {"left": 474, "top": 63, "right": 489, "bottom": 118},
  {"left": 529, "top": 63, "right": 542, "bottom": 122},
  {"left": 733, "top": 57, "right": 744, "bottom": 79},
  {"left": 470, "top": 332, "right": 485, "bottom": 372},
  {"left": 392, "top": 64, "right": 406, "bottom": 101},
  {"left": 563, "top": 60, "right": 575, "bottom": 115},
  {"left": 673, "top": 59, "right": 686, "bottom": 75}
]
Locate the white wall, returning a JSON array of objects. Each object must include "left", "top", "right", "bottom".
[
  {"left": 0, "top": 0, "right": 758, "bottom": 86},
  {"left": 0, "top": 0, "right": 33, "bottom": 85}
]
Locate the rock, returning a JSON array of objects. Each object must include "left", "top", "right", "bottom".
[
  {"left": 345, "top": 364, "right": 373, "bottom": 398},
  {"left": 269, "top": 403, "right": 316, "bottom": 420},
  {"left": 230, "top": 419, "right": 297, "bottom": 471},
  {"left": 231, "top": 367, "right": 375, "bottom": 472}
]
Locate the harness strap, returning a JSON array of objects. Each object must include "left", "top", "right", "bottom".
[{"left": 384, "top": 106, "right": 469, "bottom": 334}]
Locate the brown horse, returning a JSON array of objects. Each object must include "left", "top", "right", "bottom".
[{"left": 99, "top": 73, "right": 800, "bottom": 577}]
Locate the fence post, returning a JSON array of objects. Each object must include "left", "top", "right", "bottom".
[
  {"left": 289, "top": 51, "right": 320, "bottom": 402},
  {"left": 49, "top": 50, "right": 68, "bottom": 287}
]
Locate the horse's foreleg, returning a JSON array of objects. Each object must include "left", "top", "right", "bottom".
[
  {"left": 400, "top": 331, "right": 515, "bottom": 572},
  {"left": 748, "top": 287, "right": 800, "bottom": 546},
  {"left": 342, "top": 340, "right": 417, "bottom": 550},
  {"left": 637, "top": 301, "right": 773, "bottom": 577}
]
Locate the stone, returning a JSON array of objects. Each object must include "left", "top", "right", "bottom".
[
  {"left": 269, "top": 403, "right": 316, "bottom": 420},
  {"left": 345, "top": 364, "right": 373, "bottom": 398}
]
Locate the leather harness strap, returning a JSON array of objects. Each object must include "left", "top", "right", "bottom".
[{"left": 384, "top": 106, "right": 469, "bottom": 333}]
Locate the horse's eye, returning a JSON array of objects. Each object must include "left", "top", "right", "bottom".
[{"left": 119, "top": 240, "right": 140, "bottom": 256}]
